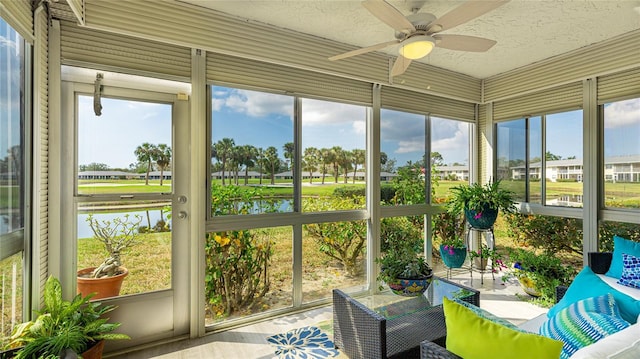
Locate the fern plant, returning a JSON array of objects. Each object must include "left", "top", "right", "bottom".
[{"left": 6, "top": 276, "right": 129, "bottom": 358}]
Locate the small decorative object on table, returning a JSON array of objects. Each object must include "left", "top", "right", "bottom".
[{"left": 377, "top": 243, "right": 433, "bottom": 297}]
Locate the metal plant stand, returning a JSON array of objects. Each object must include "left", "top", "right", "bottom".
[{"left": 466, "top": 226, "right": 495, "bottom": 284}]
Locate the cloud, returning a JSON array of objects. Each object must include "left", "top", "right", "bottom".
[
  {"left": 215, "top": 89, "right": 292, "bottom": 118},
  {"left": 396, "top": 139, "right": 424, "bottom": 154},
  {"left": 301, "top": 98, "right": 367, "bottom": 127},
  {"left": 604, "top": 98, "right": 640, "bottom": 128},
  {"left": 432, "top": 119, "right": 470, "bottom": 152}
]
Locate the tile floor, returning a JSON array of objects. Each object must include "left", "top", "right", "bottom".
[{"left": 113, "top": 269, "right": 547, "bottom": 359}]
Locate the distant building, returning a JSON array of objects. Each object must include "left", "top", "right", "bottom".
[
  {"left": 433, "top": 165, "right": 469, "bottom": 181},
  {"left": 509, "top": 155, "right": 640, "bottom": 182}
]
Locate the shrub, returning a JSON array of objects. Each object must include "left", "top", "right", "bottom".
[
  {"left": 504, "top": 213, "right": 583, "bottom": 255},
  {"left": 380, "top": 183, "right": 396, "bottom": 203},
  {"left": 205, "top": 229, "right": 273, "bottom": 318},
  {"left": 333, "top": 186, "right": 365, "bottom": 198},
  {"left": 599, "top": 222, "right": 640, "bottom": 251},
  {"left": 381, "top": 216, "right": 423, "bottom": 255},
  {"left": 211, "top": 183, "right": 280, "bottom": 215},
  {"left": 304, "top": 196, "right": 367, "bottom": 276}
]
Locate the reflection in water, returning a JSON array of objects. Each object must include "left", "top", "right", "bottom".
[{"left": 547, "top": 194, "right": 583, "bottom": 207}]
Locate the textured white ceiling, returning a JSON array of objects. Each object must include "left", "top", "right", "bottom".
[{"left": 181, "top": 0, "right": 640, "bottom": 79}]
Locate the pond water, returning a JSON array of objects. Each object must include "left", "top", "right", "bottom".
[{"left": 77, "top": 208, "right": 169, "bottom": 239}]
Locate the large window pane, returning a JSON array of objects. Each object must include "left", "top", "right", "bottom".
[
  {"left": 432, "top": 117, "right": 471, "bottom": 203},
  {"left": 78, "top": 96, "right": 172, "bottom": 195},
  {"left": 545, "top": 110, "right": 583, "bottom": 207},
  {"left": 301, "top": 98, "right": 366, "bottom": 211},
  {"left": 205, "top": 226, "right": 292, "bottom": 324},
  {"left": 603, "top": 98, "right": 640, "bottom": 209},
  {"left": 380, "top": 109, "right": 425, "bottom": 205},
  {"left": 1, "top": 18, "right": 25, "bottom": 344},
  {"left": 77, "top": 203, "right": 171, "bottom": 299},
  {"left": 211, "top": 87, "right": 294, "bottom": 215},
  {"left": 496, "top": 119, "right": 526, "bottom": 201},
  {"left": 528, "top": 117, "right": 542, "bottom": 204}
]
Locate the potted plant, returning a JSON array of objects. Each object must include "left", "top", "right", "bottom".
[
  {"left": 433, "top": 210, "right": 467, "bottom": 268},
  {"left": 502, "top": 248, "right": 577, "bottom": 305},
  {"left": 77, "top": 214, "right": 143, "bottom": 300},
  {"left": 5, "top": 276, "right": 129, "bottom": 359},
  {"left": 468, "top": 244, "right": 505, "bottom": 271},
  {"left": 376, "top": 243, "right": 433, "bottom": 297},
  {"left": 448, "top": 179, "right": 516, "bottom": 229}
]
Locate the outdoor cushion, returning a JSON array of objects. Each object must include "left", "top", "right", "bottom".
[
  {"left": 443, "top": 297, "right": 563, "bottom": 359},
  {"left": 548, "top": 267, "right": 640, "bottom": 324},
  {"left": 568, "top": 322, "right": 639, "bottom": 359},
  {"left": 606, "top": 235, "right": 640, "bottom": 279},
  {"left": 618, "top": 253, "right": 640, "bottom": 289},
  {"left": 540, "top": 294, "right": 630, "bottom": 359},
  {"left": 451, "top": 297, "right": 523, "bottom": 331}
]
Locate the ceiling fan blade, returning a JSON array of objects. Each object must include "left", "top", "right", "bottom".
[
  {"left": 362, "top": 0, "right": 416, "bottom": 33},
  {"left": 427, "top": 0, "right": 509, "bottom": 33},
  {"left": 329, "top": 40, "right": 399, "bottom": 61},
  {"left": 390, "top": 56, "right": 412, "bottom": 77},
  {"left": 433, "top": 34, "right": 497, "bottom": 52}
]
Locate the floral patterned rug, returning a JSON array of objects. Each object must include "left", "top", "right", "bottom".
[{"left": 267, "top": 324, "right": 343, "bottom": 359}]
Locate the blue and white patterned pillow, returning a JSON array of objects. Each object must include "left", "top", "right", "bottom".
[
  {"left": 540, "top": 293, "right": 631, "bottom": 359},
  {"left": 617, "top": 253, "right": 640, "bottom": 289}
]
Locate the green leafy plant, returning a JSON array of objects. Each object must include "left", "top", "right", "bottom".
[
  {"left": 6, "top": 276, "right": 129, "bottom": 358},
  {"left": 85, "top": 213, "right": 143, "bottom": 278},
  {"left": 447, "top": 179, "right": 516, "bottom": 216},
  {"left": 502, "top": 248, "right": 577, "bottom": 306},
  {"left": 205, "top": 229, "right": 273, "bottom": 319},
  {"left": 376, "top": 242, "right": 432, "bottom": 287},
  {"left": 467, "top": 244, "right": 503, "bottom": 265},
  {"left": 433, "top": 206, "right": 466, "bottom": 249}
]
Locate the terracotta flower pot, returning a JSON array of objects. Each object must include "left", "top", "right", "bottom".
[
  {"left": 81, "top": 340, "right": 105, "bottom": 359},
  {"left": 77, "top": 267, "right": 128, "bottom": 300}
]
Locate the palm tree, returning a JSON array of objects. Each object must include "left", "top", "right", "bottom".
[
  {"left": 337, "top": 149, "right": 352, "bottom": 183},
  {"left": 351, "top": 149, "right": 365, "bottom": 184},
  {"left": 264, "top": 146, "right": 279, "bottom": 185},
  {"left": 256, "top": 147, "right": 265, "bottom": 185},
  {"left": 319, "top": 147, "right": 332, "bottom": 184},
  {"left": 330, "top": 146, "right": 343, "bottom": 183},
  {"left": 283, "top": 142, "right": 294, "bottom": 172},
  {"left": 214, "top": 138, "right": 235, "bottom": 185},
  {"left": 303, "top": 147, "right": 319, "bottom": 184},
  {"left": 155, "top": 144, "right": 172, "bottom": 186},
  {"left": 240, "top": 145, "right": 257, "bottom": 185},
  {"left": 135, "top": 142, "right": 157, "bottom": 185}
]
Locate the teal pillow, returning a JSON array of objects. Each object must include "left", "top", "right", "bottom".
[
  {"left": 606, "top": 235, "right": 640, "bottom": 279},
  {"left": 540, "top": 294, "right": 630, "bottom": 359},
  {"left": 548, "top": 267, "right": 640, "bottom": 324}
]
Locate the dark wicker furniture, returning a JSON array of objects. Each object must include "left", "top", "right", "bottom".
[
  {"left": 333, "top": 277, "right": 480, "bottom": 359},
  {"left": 420, "top": 252, "right": 613, "bottom": 359}
]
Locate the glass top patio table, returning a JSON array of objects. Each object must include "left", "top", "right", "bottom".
[{"left": 354, "top": 276, "right": 477, "bottom": 320}]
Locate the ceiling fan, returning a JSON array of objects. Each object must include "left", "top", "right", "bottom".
[{"left": 329, "top": 0, "right": 509, "bottom": 77}]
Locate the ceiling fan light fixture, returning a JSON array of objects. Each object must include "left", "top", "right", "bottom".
[{"left": 398, "top": 35, "right": 435, "bottom": 60}]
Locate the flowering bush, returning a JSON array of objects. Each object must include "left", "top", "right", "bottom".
[{"left": 205, "top": 230, "right": 273, "bottom": 319}]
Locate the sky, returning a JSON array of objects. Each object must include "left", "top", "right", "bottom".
[
  {"left": 75, "top": 84, "right": 640, "bottom": 171},
  {"left": 0, "top": 19, "right": 23, "bottom": 159},
  {"left": 212, "top": 86, "right": 471, "bottom": 168}
]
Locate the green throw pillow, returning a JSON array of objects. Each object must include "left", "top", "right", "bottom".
[{"left": 443, "top": 297, "right": 563, "bottom": 359}]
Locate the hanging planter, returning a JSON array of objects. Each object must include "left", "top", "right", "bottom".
[{"left": 439, "top": 244, "right": 467, "bottom": 268}]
